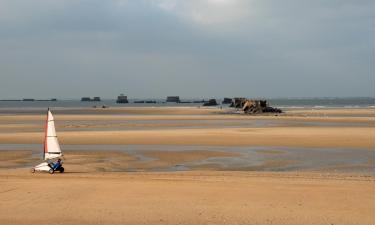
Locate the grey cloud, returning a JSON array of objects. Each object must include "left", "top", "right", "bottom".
[{"left": 0, "top": 0, "right": 374, "bottom": 98}]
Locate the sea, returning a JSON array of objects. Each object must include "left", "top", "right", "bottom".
[{"left": 0, "top": 97, "right": 374, "bottom": 111}]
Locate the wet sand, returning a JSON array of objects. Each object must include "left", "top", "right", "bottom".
[
  {"left": 1, "top": 126, "right": 374, "bottom": 148},
  {"left": 1, "top": 107, "right": 375, "bottom": 224},
  {"left": 2, "top": 144, "right": 375, "bottom": 173}
]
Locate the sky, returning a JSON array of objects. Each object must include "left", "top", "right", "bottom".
[{"left": 0, "top": 0, "right": 374, "bottom": 99}]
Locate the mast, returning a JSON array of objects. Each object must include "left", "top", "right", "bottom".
[{"left": 43, "top": 108, "right": 49, "bottom": 160}]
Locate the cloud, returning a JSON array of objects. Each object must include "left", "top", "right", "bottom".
[
  {"left": 156, "top": 0, "right": 253, "bottom": 25},
  {"left": 0, "top": 0, "right": 374, "bottom": 98}
]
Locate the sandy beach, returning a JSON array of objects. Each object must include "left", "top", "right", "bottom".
[
  {"left": 1, "top": 170, "right": 375, "bottom": 225},
  {"left": 1, "top": 107, "right": 375, "bottom": 224}
]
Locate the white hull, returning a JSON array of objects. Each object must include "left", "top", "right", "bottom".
[{"left": 32, "top": 162, "right": 53, "bottom": 173}]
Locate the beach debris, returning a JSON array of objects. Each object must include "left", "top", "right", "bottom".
[
  {"left": 231, "top": 98, "right": 282, "bottom": 114},
  {"left": 203, "top": 99, "right": 218, "bottom": 106},
  {"left": 116, "top": 94, "right": 129, "bottom": 103},
  {"left": 93, "top": 105, "right": 108, "bottom": 108}
]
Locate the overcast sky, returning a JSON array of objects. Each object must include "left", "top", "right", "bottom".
[{"left": 0, "top": 0, "right": 374, "bottom": 99}]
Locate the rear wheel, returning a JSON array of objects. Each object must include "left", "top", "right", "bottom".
[
  {"left": 49, "top": 169, "right": 54, "bottom": 174},
  {"left": 30, "top": 168, "right": 35, "bottom": 173},
  {"left": 59, "top": 167, "right": 64, "bottom": 173}
]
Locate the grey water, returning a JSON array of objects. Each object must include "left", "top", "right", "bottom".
[{"left": 0, "top": 97, "right": 374, "bottom": 111}]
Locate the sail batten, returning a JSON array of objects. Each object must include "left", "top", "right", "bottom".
[{"left": 43, "top": 109, "right": 62, "bottom": 160}]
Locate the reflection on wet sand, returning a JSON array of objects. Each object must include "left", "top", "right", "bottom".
[{"left": 1, "top": 144, "right": 375, "bottom": 173}]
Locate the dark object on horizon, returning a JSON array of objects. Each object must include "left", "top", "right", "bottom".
[
  {"left": 193, "top": 99, "right": 205, "bottom": 103},
  {"left": 92, "top": 105, "right": 108, "bottom": 108},
  {"left": 203, "top": 99, "right": 218, "bottom": 106},
  {"left": 166, "top": 96, "right": 180, "bottom": 103},
  {"left": 116, "top": 94, "right": 129, "bottom": 104},
  {"left": 232, "top": 98, "right": 282, "bottom": 114},
  {"left": 134, "top": 100, "right": 157, "bottom": 104},
  {"left": 22, "top": 98, "right": 35, "bottom": 101},
  {"left": 0, "top": 99, "right": 22, "bottom": 101},
  {"left": 230, "top": 98, "right": 247, "bottom": 108},
  {"left": 180, "top": 101, "right": 192, "bottom": 103},
  {"left": 222, "top": 98, "right": 232, "bottom": 104},
  {"left": 81, "top": 97, "right": 101, "bottom": 102},
  {"left": 81, "top": 97, "right": 91, "bottom": 101},
  {"left": 36, "top": 98, "right": 57, "bottom": 102}
]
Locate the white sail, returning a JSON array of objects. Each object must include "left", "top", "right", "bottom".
[{"left": 44, "top": 109, "right": 62, "bottom": 160}]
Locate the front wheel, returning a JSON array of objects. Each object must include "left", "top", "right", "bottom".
[
  {"left": 49, "top": 169, "right": 54, "bottom": 174},
  {"left": 30, "top": 168, "right": 35, "bottom": 173},
  {"left": 59, "top": 167, "right": 64, "bottom": 173}
]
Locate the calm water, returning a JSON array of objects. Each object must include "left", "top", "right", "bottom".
[{"left": 0, "top": 97, "right": 374, "bottom": 110}]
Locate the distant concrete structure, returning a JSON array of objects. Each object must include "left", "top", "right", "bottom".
[
  {"left": 203, "top": 99, "right": 218, "bottom": 106},
  {"left": 231, "top": 98, "right": 282, "bottom": 114},
  {"left": 222, "top": 98, "right": 232, "bottom": 104},
  {"left": 230, "top": 98, "right": 247, "bottom": 108},
  {"left": 81, "top": 97, "right": 91, "bottom": 102},
  {"left": 36, "top": 98, "right": 57, "bottom": 102},
  {"left": 81, "top": 97, "right": 101, "bottom": 102},
  {"left": 0, "top": 99, "right": 22, "bottom": 101},
  {"left": 116, "top": 94, "right": 129, "bottom": 104},
  {"left": 9, "top": 98, "right": 56, "bottom": 102},
  {"left": 166, "top": 96, "right": 180, "bottom": 103}
]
